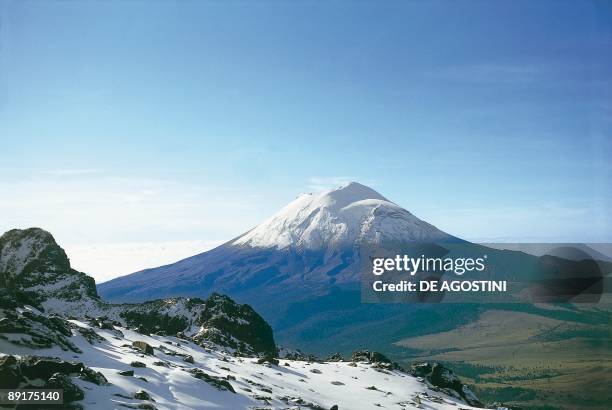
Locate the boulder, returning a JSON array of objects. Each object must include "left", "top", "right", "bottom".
[
  {"left": 0, "top": 354, "right": 107, "bottom": 398},
  {"left": 350, "top": 350, "right": 401, "bottom": 371},
  {"left": 257, "top": 353, "right": 279, "bottom": 366},
  {"left": 189, "top": 368, "right": 235, "bottom": 393},
  {"left": 45, "top": 372, "right": 84, "bottom": 402},
  {"left": 411, "top": 362, "right": 482, "bottom": 407},
  {"left": 326, "top": 353, "right": 344, "bottom": 362},
  {"left": 351, "top": 350, "right": 391, "bottom": 364},
  {"left": 92, "top": 316, "right": 115, "bottom": 330},
  {"left": 134, "top": 390, "right": 153, "bottom": 401},
  {"left": 132, "top": 341, "right": 154, "bottom": 355}
]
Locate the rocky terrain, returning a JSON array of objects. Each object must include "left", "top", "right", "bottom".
[{"left": 0, "top": 228, "right": 492, "bottom": 409}]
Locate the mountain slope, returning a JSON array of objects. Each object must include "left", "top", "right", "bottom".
[
  {"left": 0, "top": 227, "right": 485, "bottom": 410},
  {"left": 1, "top": 322, "right": 483, "bottom": 410},
  {"left": 98, "top": 182, "right": 458, "bottom": 308}
]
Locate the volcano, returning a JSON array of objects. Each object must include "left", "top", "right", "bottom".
[{"left": 97, "top": 182, "right": 458, "bottom": 305}]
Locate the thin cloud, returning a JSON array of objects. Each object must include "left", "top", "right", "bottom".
[
  {"left": 307, "top": 176, "right": 379, "bottom": 192},
  {"left": 65, "top": 240, "right": 224, "bottom": 283}
]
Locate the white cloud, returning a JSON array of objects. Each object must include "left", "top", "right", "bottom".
[
  {"left": 64, "top": 240, "right": 223, "bottom": 283},
  {"left": 0, "top": 169, "right": 270, "bottom": 281}
]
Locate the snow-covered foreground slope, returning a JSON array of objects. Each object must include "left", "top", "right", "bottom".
[
  {"left": 0, "top": 227, "right": 487, "bottom": 409},
  {"left": 0, "top": 320, "right": 479, "bottom": 410}
]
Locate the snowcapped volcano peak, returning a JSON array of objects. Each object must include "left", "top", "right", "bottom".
[
  {"left": 232, "top": 182, "right": 454, "bottom": 250},
  {"left": 319, "top": 181, "right": 390, "bottom": 207}
]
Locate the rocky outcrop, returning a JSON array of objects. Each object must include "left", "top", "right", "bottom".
[
  {"left": 0, "top": 228, "right": 277, "bottom": 359},
  {"left": 0, "top": 309, "right": 81, "bottom": 352},
  {"left": 45, "top": 372, "right": 85, "bottom": 402},
  {"left": 119, "top": 304, "right": 191, "bottom": 336},
  {"left": 411, "top": 362, "right": 483, "bottom": 407},
  {"left": 351, "top": 350, "right": 391, "bottom": 364},
  {"left": 351, "top": 350, "right": 401, "bottom": 371},
  {"left": 326, "top": 353, "right": 344, "bottom": 362},
  {"left": 278, "top": 347, "right": 309, "bottom": 361},
  {"left": 191, "top": 293, "right": 276, "bottom": 357},
  {"left": 132, "top": 340, "right": 154, "bottom": 355},
  {"left": 0, "top": 228, "right": 98, "bottom": 310},
  {"left": 188, "top": 368, "right": 235, "bottom": 393},
  {"left": 0, "top": 355, "right": 108, "bottom": 394}
]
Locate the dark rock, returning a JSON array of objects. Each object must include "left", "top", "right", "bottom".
[
  {"left": 118, "top": 370, "right": 134, "bottom": 376},
  {"left": 326, "top": 353, "right": 344, "bottom": 362},
  {"left": 76, "top": 326, "right": 105, "bottom": 344},
  {"left": 16, "top": 356, "right": 106, "bottom": 385},
  {"left": 0, "top": 310, "right": 81, "bottom": 352},
  {"left": 280, "top": 349, "right": 308, "bottom": 361},
  {"left": 351, "top": 350, "right": 402, "bottom": 371},
  {"left": 351, "top": 350, "right": 391, "bottom": 364},
  {"left": 120, "top": 311, "right": 188, "bottom": 336},
  {"left": 79, "top": 367, "right": 109, "bottom": 385},
  {"left": 257, "top": 354, "right": 279, "bottom": 366},
  {"left": 411, "top": 362, "right": 482, "bottom": 407},
  {"left": 307, "top": 354, "right": 321, "bottom": 363},
  {"left": 0, "top": 354, "right": 107, "bottom": 394},
  {"left": 189, "top": 368, "right": 235, "bottom": 393},
  {"left": 0, "top": 355, "right": 20, "bottom": 387},
  {"left": 130, "top": 361, "right": 147, "bottom": 368},
  {"left": 330, "top": 406, "right": 339, "bottom": 410},
  {"left": 91, "top": 316, "right": 115, "bottom": 330},
  {"left": 183, "top": 355, "right": 194, "bottom": 364},
  {"left": 134, "top": 390, "right": 153, "bottom": 401},
  {"left": 192, "top": 293, "right": 276, "bottom": 357},
  {"left": 45, "top": 372, "right": 84, "bottom": 402}
]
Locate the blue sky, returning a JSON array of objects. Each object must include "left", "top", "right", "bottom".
[{"left": 1, "top": 1, "right": 611, "bottom": 280}]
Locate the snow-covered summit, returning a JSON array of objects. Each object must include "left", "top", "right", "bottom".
[{"left": 233, "top": 182, "right": 454, "bottom": 250}]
